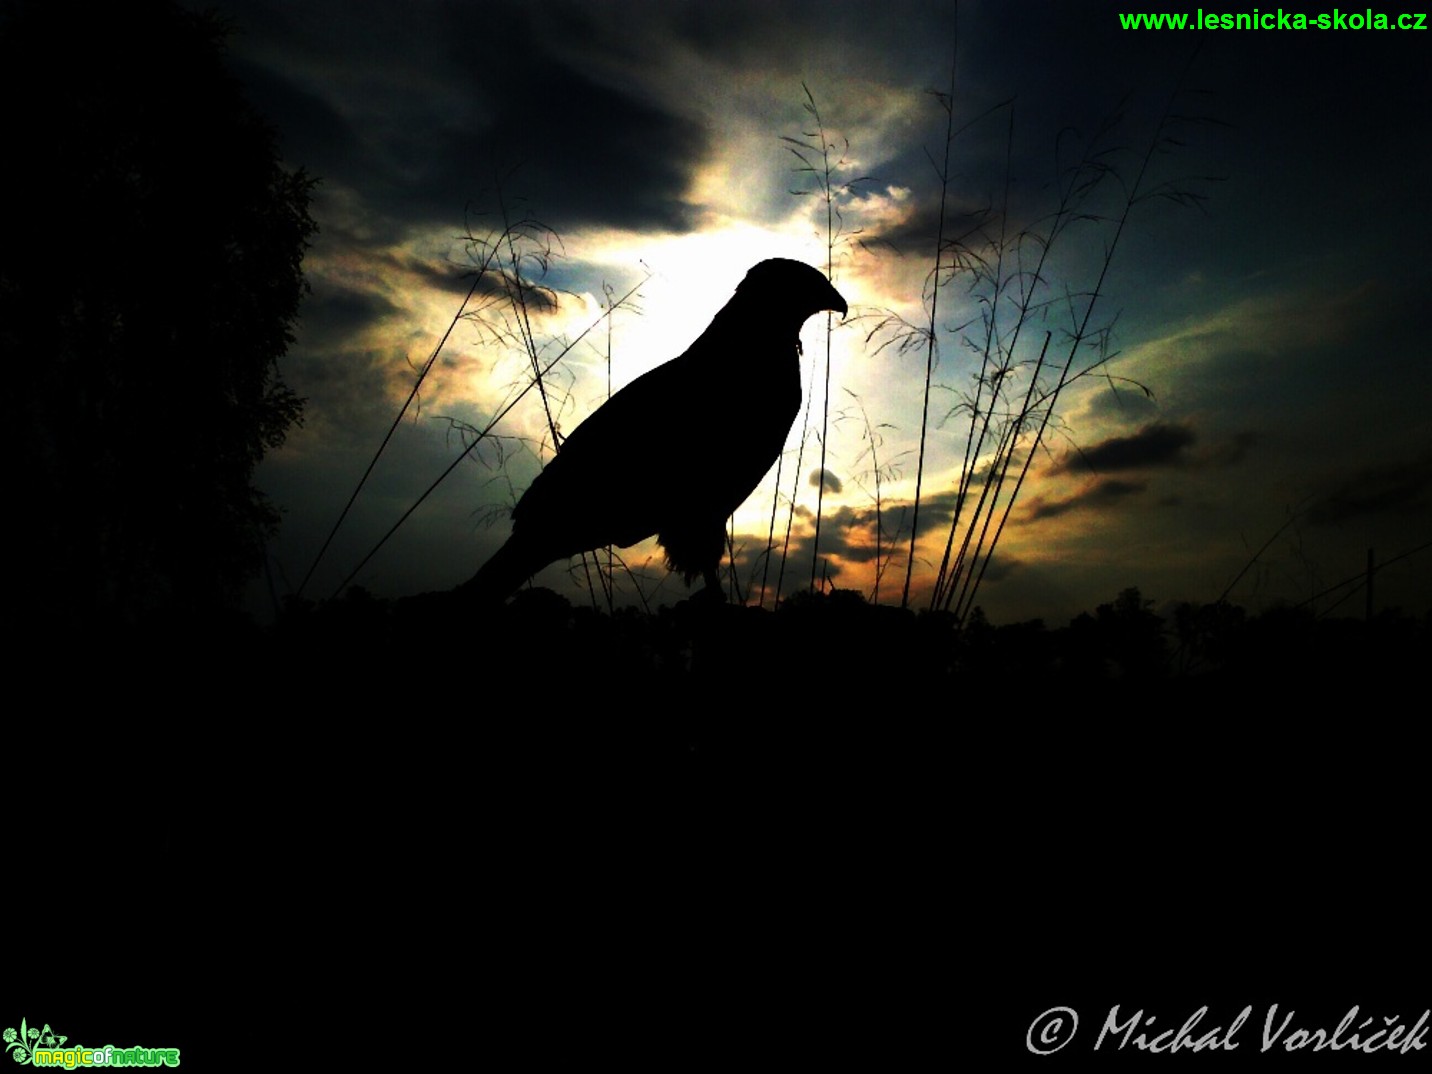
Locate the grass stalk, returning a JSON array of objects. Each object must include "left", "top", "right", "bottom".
[
  {"left": 778, "top": 82, "right": 868, "bottom": 601},
  {"left": 901, "top": 28, "right": 961, "bottom": 610}
]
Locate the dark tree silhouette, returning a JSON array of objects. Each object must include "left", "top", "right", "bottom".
[
  {"left": 463, "top": 259, "right": 847, "bottom": 604},
  {"left": 1, "top": 1, "right": 316, "bottom": 631}
]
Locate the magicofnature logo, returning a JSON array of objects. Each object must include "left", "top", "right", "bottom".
[{"left": 3, "top": 1018, "right": 180, "bottom": 1068}]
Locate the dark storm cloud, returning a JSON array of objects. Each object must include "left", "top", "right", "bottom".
[
  {"left": 810, "top": 469, "right": 843, "bottom": 493},
  {"left": 438, "top": 52, "right": 703, "bottom": 233},
  {"left": 1307, "top": 455, "right": 1432, "bottom": 527},
  {"left": 211, "top": 0, "right": 706, "bottom": 235},
  {"left": 221, "top": 53, "right": 366, "bottom": 177},
  {"left": 615, "top": 0, "right": 950, "bottom": 73},
  {"left": 1024, "top": 479, "right": 1145, "bottom": 521},
  {"left": 1055, "top": 422, "right": 1195, "bottom": 474}
]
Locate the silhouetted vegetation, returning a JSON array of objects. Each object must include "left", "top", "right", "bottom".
[
  {"left": 1, "top": 1, "right": 315, "bottom": 634},
  {"left": 274, "top": 583, "right": 1430, "bottom": 715}
]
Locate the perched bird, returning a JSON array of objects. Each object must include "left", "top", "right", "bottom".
[{"left": 462, "top": 258, "right": 848, "bottom": 604}]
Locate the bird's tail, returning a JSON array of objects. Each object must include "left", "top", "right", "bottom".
[{"left": 458, "top": 535, "right": 549, "bottom": 607}]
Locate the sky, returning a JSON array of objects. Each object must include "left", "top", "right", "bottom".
[{"left": 207, "top": 0, "right": 1432, "bottom": 624}]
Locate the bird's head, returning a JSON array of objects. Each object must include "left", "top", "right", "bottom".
[{"left": 736, "top": 258, "right": 848, "bottom": 325}]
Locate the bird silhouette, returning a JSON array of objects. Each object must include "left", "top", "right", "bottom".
[{"left": 462, "top": 258, "right": 848, "bottom": 604}]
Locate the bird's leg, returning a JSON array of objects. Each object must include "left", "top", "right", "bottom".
[{"left": 693, "top": 566, "right": 727, "bottom": 604}]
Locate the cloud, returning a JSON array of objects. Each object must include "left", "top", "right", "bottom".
[
  {"left": 1307, "top": 454, "right": 1432, "bottom": 527},
  {"left": 729, "top": 499, "right": 911, "bottom": 596},
  {"left": 214, "top": 1, "right": 708, "bottom": 237},
  {"left": 296, "top": 283, "right": 402, "bottom": 350},
  {"left": 1201, "top": 431, "right": 1257, "bottom": 469},
  {"left": 1084, "top": 383, "right": 1160, "bottom": 424},
  {"left": 1055, "top": 422, "right": 1196, "bottom": 474},
  {"left": 1024, "top": 479, "right": 1147, "bottom": 521},
  {"left": 810, "top": 468, "right": 842, "bottom": 493},
  {"left": 974, "top": 555, "right": 1022, "bottom": 585},
  {"left": 399, "top": 250, "right": 523, "bottom": 302},
  {"left": 862, "top": 192, "right": 998, "bottom": 262},
  {"left": 729, "top": 530, "right": 848, "bottom": 593}
]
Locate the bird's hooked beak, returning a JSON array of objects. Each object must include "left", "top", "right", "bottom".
[{"left": 825, "top": 279, "right": 849, "bottom": 320}]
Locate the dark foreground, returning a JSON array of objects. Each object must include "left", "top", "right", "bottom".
[{"left": 11, "top": 589, "right": 1428, "bottom": 1067}]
